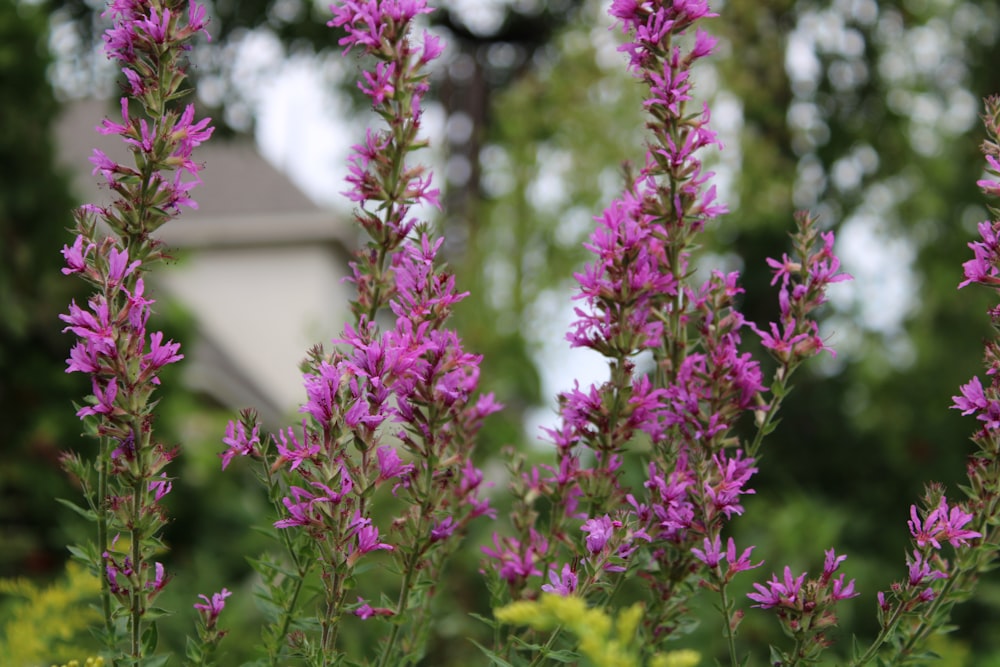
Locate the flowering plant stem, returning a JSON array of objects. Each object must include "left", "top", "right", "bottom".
[
  {"left": 59, "top": 1, "right": 215, "bottom": 663},
  {"left": 55, "top": 2, "right": 1000, "bottom": 666}
]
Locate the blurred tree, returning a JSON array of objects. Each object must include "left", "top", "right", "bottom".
[
  {"left": 0, "top": 0, "right": 90, "bottom": 578},
  {"left": 22, "top": 0, "right": 1000, "bottom": 661}
]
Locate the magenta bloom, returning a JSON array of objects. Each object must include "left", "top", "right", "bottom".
[
  {"left": 376, "top": 445, "right": 414, "bottom": 486},
  {"left": 908, "top": 498, "right": 981, "bottom": 550},
  {"left": 582, "top": 515, "right": 616, "bottom": 554},
  {"left": 61, "top": 236, "right": 94, "bottom": 275},
  {"left": 220, "top": 419, "right": 261, "bottom": 470},
  {"left": 692, "top": 535, "right": 761, "bottom": 575},
  {"left": 748, "top": 566, "right": 807, "bottom": 610},
  {"left": 76, "top": 378, "right": 118, "bottom": 418},
  {"left": 482, "top": 532, "right": 546, "bottom": 584},
  {"left": 541, "top": 563, "right": 578, "bottom": 596},
  {"left": 691, "top": 534, "right": 726, "bottom": 568},
  {"left": 355, "top": 598, "right": 376, "bottom": 620},
  {"left": 194, "top": 588, "right": 232, "bottom": 626},
  {"left": 354, "top": 523, "right": 393, "bottom": 555},
  {"left": 430, "top": 517, "right": 456, "bottom": 542}
]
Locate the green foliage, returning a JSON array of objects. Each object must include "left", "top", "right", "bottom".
[
  {"left": 494, "top": 594, "right": 702, "bottom": 667},
  {"left": 0, "top": 561, "right": 101, "bottom": 665},
  {"left": 11, "top": 0, "right": 1000, "bottom": 663},
  {"left": 0, "top": 0, "right": 91, "bottom": 579}
]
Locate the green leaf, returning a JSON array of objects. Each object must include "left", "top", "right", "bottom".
[
  {"left": 469, "top": 612, "right": 498, "bottom": 630},
  {"left": 142, "top": 622, "right": 159, "bottom": 655},
  {"left": 55, "top": 496, "right": 98, "bottom": 522},
  {"left": 540, "top": 649, "right": 578, "bottom": 663},
  {"left": 145, "top": 606, "right": 174, "bottom": 620},
  {"left": 139, "top": 654, "right": 171, "bottom": 667},
  {"left": 468, "top": 638, "right": 517, "bottom": 667},
  {"left": 185, "top": 635, "right": 204, "bottom": 663},
  {"left": 247, "top": 555, "right": 299, "bottom": 579},
  {"left": 67, "top": 542, "right": 100, "bottom": 564}
]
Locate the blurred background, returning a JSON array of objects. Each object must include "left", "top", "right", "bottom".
[{"left": 4, "top": 0, "right": 1000, "bottom": 663}]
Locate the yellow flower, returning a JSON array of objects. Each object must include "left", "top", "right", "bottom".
[
  {"left": 495, "top": 594, "right": 699, "bottom": 667},
  {"left": 650, "top": 649, "right": 701, "bottom": 667},
  {"left": 1, "top": 561, "right": 101, "bottom": 665}
]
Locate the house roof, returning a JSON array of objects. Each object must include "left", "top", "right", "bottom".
[
  {"left": 54, "top": 99, "right": 359, "bottom": 426},
  {"left": 54, "top": 98, "right": 356, "bottom": 249}
]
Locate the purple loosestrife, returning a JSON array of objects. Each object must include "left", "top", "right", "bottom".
[
  {"left": 59, "top": 0, "right": 212, "bottom": 661},
  {"left": 842, "top": 98, "right": 1000, "bottom": 666},
  {"left": 485, "top": 1, "right": 848, "bottom": 663},
  {"left": 747, "top": 549, "right": 859, "bottom": 664},
  {"left": 220, "top": 2, "right": 498, "bottom": 664}
]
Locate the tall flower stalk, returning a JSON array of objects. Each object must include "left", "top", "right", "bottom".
[
  {"left": 485, "top": 1, "right": 849, "bottom": 664},
  {"left": 59, "top": 0, "right": 214, "bottom": 664},
  {"left": 221, "top": 2, "right": 499, "bottom": 665},
  {"left": 838, "top": 96, "right": 1000, "bottom": 667}
]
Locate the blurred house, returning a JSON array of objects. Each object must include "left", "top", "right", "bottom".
[{"left": 56, "top": 99, "right": 356, "bottom": 426}]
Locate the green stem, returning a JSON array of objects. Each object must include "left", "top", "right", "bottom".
[
  {"left": 263, "top": 453, "right": 313, "bottom": 664},
  {"left": 130, "top": 474, "right": 143, "bottom": 663},
  {"left": 717, "top": 581, "right": 739, "bottom": 667},
  {"left": 524, "top": 625, "right": 567, "bottom": 667},
  {"left": 373, "top": 455, "right": 429, "bottom": 666},
  {"left": 375, "top": 553, "right": 419, "bottom": 667},
  {"left": 98, "top": 437, "right": 115, "bottom": 660},
  {"left": 848, "top": 598, "right": 911, "bottom": 666}
]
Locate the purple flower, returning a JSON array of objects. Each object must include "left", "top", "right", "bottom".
[
  {"left": 909, "top": 497, "right": 981, "bottom": 549},
  {"left": 353, "top": 596, "right": 394, "bottom": 620},
  {"left": 221, "top": 419, "right": 261, "bottom": 470},
  {"left": 906, "top": 550, "right": 948, "bottom": 588},
  {"left": 275, "top": 478, "right": 351, "bottom": 530},
  {"left": 430, "top": 517, "right": 456, "bottom": 542},
  {"left": 692, "top": 534, "right": 725, "bottom": 568},
  {"left": 358, "top": 61, "right": 396, "bottom": 105},
  {"left": 959, "top": 221, "right": 1000, "bottom": 288},
  {"left": 355, "top": 597, "right": 377, "bottom": 620},
  {"left": 194, "top": 588, "right": 231, "bottom": 627},
  {"left": 748, "top": 566, "right": 807, "bottom": 610},
  {"left": 351, "top": 515, "right": 393, "bottom": 557},
  {"left": 76, "top": 377, "right": 118, "bottom": 418},
  {"left": 482, "top": 532, "right": 546, "bottom": 584},
  {"left": 61, "top": 236, "right": 94, "bottom": 275},
  {"left": 582, "top": 515, "right": 616, "bottom": 554},
  {"left": 822, "top": 548, "right": 848, "bottom": 581},
  {"left": 692, "top": 535, "right": 761, "bottom": 575},
  {"left": 170, "top": 104, "right": 215, "bottom": 161},
  {"left": 376, "top": 445, "right": 414, "bottom": 487},
  {"left": 143, "top": 331, "right": 183, "bottom": 379},
  {"left": 274, "top": 423, "right": 320, "bottom": 472},
  {"left": 541, "top": 563, "right": 578, "bottom": 596},
  {"left": 148, "top": 473, "right": 172, "bottom": 502},
  {"left": 147, "top": 561, "right": 167, "bottom": 593},
  {"left": 703, "top": 450, "right": 757, "bottom": 520},
  {"left": 66, "top": 341, "right": 101, "bottom": 374},
  {"left": 830, "top": 574, "right": 858, "bottom": 601}
]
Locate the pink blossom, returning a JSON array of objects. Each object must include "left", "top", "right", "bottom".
[
  {"left": 194, "top": 588, "right": 231, "bottom": 626},
  {"left": 541, "top": 563, "right": 578, "bottom": 596}
]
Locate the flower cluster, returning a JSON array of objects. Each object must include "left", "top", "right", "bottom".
[
  {"left": 59, "top": 0, "right": 213, "bottom": 661},
  {"left": 219, "top": 2, "right": 499, "bottom": 661},
  {"left": 483, "top": 2, "right": 853, "bottom": 663},
  {"left": 752, "top": 212, "right": 852, "bottom": 363},
  {"left": 55, "top": 1, "right": 1000, "bottom": 665},
  {"left": 747, "top": 550, "right": 858, "bottom": 663}
]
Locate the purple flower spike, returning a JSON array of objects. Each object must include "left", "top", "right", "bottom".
[
  {"left": 194, "top": 588, "right": 232, "bottom": 628},
  {"left": 748, "top": 566, "right": 806, "bottom": 610},
  {"left": 541, "top": 563, "right": 578, "bottom": 596},
  {"left": 582, "top": 515, "right": 616, "bottom": 554}
]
